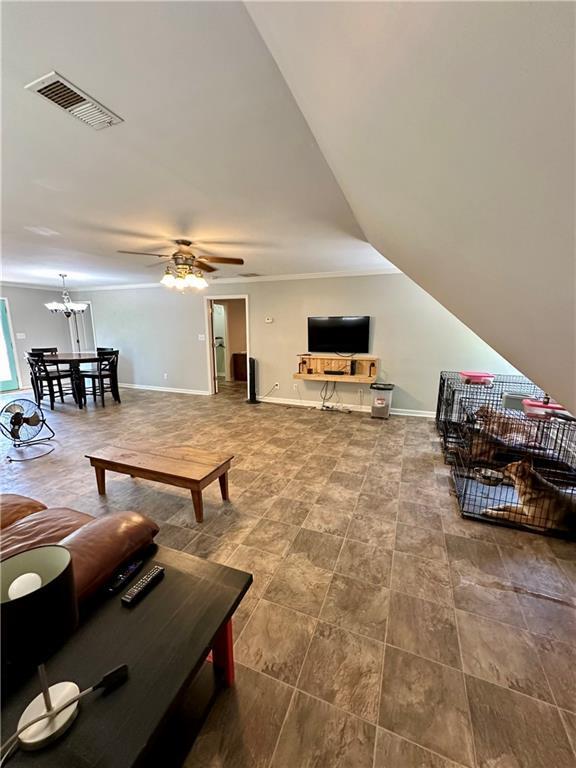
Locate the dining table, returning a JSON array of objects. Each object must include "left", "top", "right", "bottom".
[{"left": 39, "top": 352, "right": 116, "bottom": 410}]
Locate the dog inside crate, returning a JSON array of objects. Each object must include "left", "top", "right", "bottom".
[
  {"left": 451, "top": 406, "right": 576, "bottom": 535},
  {"left": 435, "top": 371, "right": 545, "bottom": 461}
]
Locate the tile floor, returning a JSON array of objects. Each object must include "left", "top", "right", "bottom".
[{"left": 2, "top": 384, "right": 575, "bottom": 768}]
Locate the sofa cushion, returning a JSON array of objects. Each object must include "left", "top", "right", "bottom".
[
  {"left": 60, "top": 512, "right": 159, "bottom": 602},
  {"left": 1, "top": 507, "right": 90, "bottom": 561},
  {"left": 0, "top": 494, "right": 47, "bottom": 530}
]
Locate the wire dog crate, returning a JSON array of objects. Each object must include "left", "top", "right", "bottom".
[
  {"left": 451, "top": 407, "right": 576, "bottom": 536},
  {"left": 435, "top": 371, "right": 545, "bottom": 458}
]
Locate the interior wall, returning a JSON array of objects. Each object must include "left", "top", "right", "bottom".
[
  {"left": 0, "top": 285, "right": 73, "bottom": 385},
  {"left": 78, "top": 284, "right": 207, "bottom": 392},
  {"left": 76, "top": 273, "right": 520, "bottom": 413}
]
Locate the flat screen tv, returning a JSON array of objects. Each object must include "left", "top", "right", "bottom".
[{"left": 308, "top": 316, "right": 370, "bottom": 354}]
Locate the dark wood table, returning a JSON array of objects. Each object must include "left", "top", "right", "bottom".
[
  {"left": 38, "top": 353, "right": 116, "bottom": 410},
  {"left": 1, "top": 546, "right": 252, "bottom": 768},
  {"left": 85, "top": 445, "right": 234, "bottom": 523}
]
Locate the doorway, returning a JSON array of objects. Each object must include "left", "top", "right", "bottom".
[
  {"left": 68, "top": 301, "right": 96, "bottom": 352},
  {"left": 0, "top": 298, "right": 21, "bottom": 392},
  {"left": 204, "top": 296, "right": 249, "bottom": 398}
]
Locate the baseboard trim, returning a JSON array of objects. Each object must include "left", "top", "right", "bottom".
[
  {"left": 116, "top": 385, "right": 434, "bottom": 417},
  {"left": 119, "top": 383, "right": 211, "bottom": 396},
  {"left": 391, "top": 408, "right": 435, "bottom": 418},
  {"left": 259, "top": 395, "right": 434, "bottom": 418},
  {"left": 260, "top": 395, "right": 370, "bottom": 413}
]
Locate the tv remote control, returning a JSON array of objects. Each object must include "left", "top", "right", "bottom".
[
  {"left": 121, "top": 565, "right": 165, "bottom": 607},
  {"left": 107, "top": 559, "right": 144, "bottom": 594}
]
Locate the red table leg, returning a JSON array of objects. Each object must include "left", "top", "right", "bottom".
[{"left": 211, "top": 620, "right": 234, "bottom": 687}]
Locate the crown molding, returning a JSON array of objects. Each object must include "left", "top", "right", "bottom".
[
  {"left": 1, "top": 281, "right": 65, "bottom": 292},
  {"left": 2, "top": 267, "right": 401, "bottom": 293},
  {"left": 74, "top": 282, "right": 162, "bottom": 292},
  {"left": 211, "top": 267, "right": 401, "bottom": 284},
  {"left": 61, "top": 267, "right": 401, "bottom": 292}
]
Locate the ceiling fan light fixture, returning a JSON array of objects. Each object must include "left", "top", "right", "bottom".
[
  {"left": 159, "top": 266, "right": 208, "bottom": 291},
  {"left": 160, "top": 269, "right": 176, "bottom": 288},
  {"left": 194, "top": 271, "right": 208, "bottom": 289},
  {"left": 184, "top": 273, "right": 198, "bottom": 288},
  {"left": 174, "top": 274, "right": 189, "bottom": 291}
]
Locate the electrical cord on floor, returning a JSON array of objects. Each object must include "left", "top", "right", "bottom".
[
  {"left": 319, "top": 382, "right": 353, "bottom": 414},
  {"left": 320, "top": 381, "right": 336, "bottom": 410},
  {"left": 333, "top": 387, "right": 351, "bottom": 414},
  {"left": 0, "top": 665, "right": 129, "bottom": 765},
  {"left": 259, "top": 383, "right": 279, "bottom": 400},
  {"left": 5, "top": 443, "right": 55, "bottom": 462}
]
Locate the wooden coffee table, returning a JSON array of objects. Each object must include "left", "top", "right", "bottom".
[{"left": 85, "top": 444, "right": 234, "bottom": 523}]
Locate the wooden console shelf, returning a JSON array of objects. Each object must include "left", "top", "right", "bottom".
[{"left": 294, "top": 354, "right": 378, "bottom": 384}]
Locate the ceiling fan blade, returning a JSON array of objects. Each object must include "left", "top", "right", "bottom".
[
  {"left": 75, "top": 223, "right": 165, "bottom": 241},
  {"left": 117, "top": 250, "right": 171, "bottom": 257},
  {"left": 196, "top": 256, "right": 245, "bottom": 265},
  {"left": 193, "top": 261, "right": 217, "bottom": 273}
]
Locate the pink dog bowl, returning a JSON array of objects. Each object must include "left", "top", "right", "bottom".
[{"left": 459, "top": 371, "right": 495, "bottom": 385}]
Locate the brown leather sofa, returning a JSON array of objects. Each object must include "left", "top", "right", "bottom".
[{"left": 1, "top": 494, "right": 159, "bottom": 603}]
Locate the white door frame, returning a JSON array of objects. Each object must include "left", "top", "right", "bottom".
[
  {"left": 68, "top": 300, "right": 97, "bottom": 351},
  {"left": 212, "top": 302, "right": 232, "bottom": 382},
  {"left": 203, "top": 295, "right": 250, "bottom": 396}
]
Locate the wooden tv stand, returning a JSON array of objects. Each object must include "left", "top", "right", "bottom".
[{"left": 293, "top": 354, "right": 378, "bottom": 384}]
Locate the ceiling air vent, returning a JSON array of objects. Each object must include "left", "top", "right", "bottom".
[
  {"left": 238, "top": 273, "right": 261, "bottom": 278},
  {"left": 25, "top": 72, "right": 123, "bottom": 130}
]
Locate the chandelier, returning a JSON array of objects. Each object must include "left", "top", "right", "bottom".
[
  {"left": 160, "top": 264, "right": 208, "bottom": 291},
  {"left": 45, "top": 274, "right": 88, "bottom": 317}
]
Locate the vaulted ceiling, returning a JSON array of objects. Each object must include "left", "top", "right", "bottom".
[
  {"left": 247, "top": 1, "right": 575, "bottom": 410},
  {"left": 2, "top": 2, "right": 574, "bottom": 409}
]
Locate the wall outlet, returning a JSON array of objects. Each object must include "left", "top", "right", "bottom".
[
  {"left": 163, "top": 373, "right": 168, "bottom": 381},
  {"left": 16, "top": 332, "right": 26, "bottom": 340},
  {"left": 293, "top": 383, "right": 299, "bottom": 391},
  {"left": 198, "top": 334, "right": 206, "bottom": 342},
  {"left": 274, "top": 382, "right": 280, "bottom": 389}
]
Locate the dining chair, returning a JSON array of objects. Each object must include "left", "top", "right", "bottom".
[
  {"left": 26, "top": 352, "right": 76, "bottom": 410},
  {"left": 30, "top": 346, "right": 72, "bottom": 375},
  {"left": 80, "top": 350, "right": 121, "bottom": 407}
]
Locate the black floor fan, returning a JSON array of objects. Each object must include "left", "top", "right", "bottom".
[{"left": 0, "top": 399, "right": 55, "bottom": 461}]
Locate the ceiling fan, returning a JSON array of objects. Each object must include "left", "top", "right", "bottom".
[{"left": 118, "top": 239, "right": 245, "bottom": 290}]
